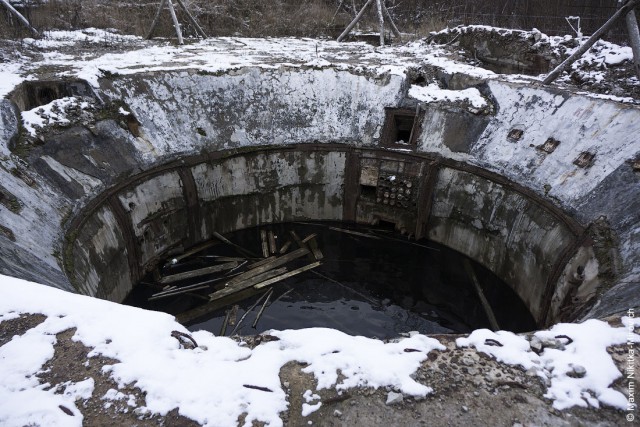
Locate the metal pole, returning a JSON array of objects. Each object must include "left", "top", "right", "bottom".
[
  {"left": 543, "top": 0, "right": 639, "bottom": 84},
  {"left": 174, "top": 0, "right": 207, "bottom": 39}
]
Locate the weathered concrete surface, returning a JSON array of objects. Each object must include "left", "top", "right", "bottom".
[{"left": 0, "top": 40, "right": 638, "bottom": 327}]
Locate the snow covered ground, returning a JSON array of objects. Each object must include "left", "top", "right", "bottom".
[
  {"left": 1, "top": 26, "right": 638, "bottom": 115},
  {"left": 0, "top": 274, "right": 638, "bottom": 426}
]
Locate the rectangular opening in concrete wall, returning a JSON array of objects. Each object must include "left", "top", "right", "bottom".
[
  {"left": 381, "top": 108, "right": 420, "bottom": 148},
  {"left": 9, "top": 80, "right": 93, "bottom": 111},
  {"left": 360, "top": 184, "right": 377, "bottom": 200}
]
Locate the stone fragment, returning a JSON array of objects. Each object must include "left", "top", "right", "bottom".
[{"left": 386, "top": 391, "right": 403, "bottom": 405}]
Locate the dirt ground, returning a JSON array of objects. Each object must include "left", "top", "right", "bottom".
[{"left": 1, "top": 313, "right": 635, "bottom": 426}]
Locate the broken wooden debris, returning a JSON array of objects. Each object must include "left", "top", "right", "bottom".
[
  {"left": 228, "top": 304, "right": 239, "bottom": 327},
  {"left": 177, "top": 287, "right": 264, "bottom": 324},
  {"left": 251, "top": 288, "right": 274, "bottom": 328},
  {"left": 279, "top": 240, "right": 292, "bottom": 254},
  {"left": 148, "top": 270, "right": 246, "bottom": 300},
  {"left": 159, "top": 261, "right": 239, "bottom": 284},
  {"left": 219, "top": 309, "right": 231, "bottom": 336},
  {"left": 243, "top": 385, "right": 273, "bottom": 393},
  {"left": 166, "top": 239, "right": 220, "bottom": 265},
  {"left": 302, "top": 233, "right": 324, "bottom": 260},
  {"left": 463, "top": 259, "right": 500, "bottom": 331},
  {"left": 148, "top": 284, "right": 211, "bottom": 301},
  {"left": 229, "top": 289, "right": 272, "bottom": 336},
  {"left": 248, "top": 256, "right": 277, "bottom": 271},
  {"left": 254, "top": 261, "right": 322, "bottom": 289},
  {"left": 209, "top": 267, "right": 288, "bottom": 301},
  {"left": 223, "top": 247, "right": 310, "bottom": 289},
  {"left": 260, "top": 229, "right": 270, "bottom": 258},
  {"left": 268, "top": 231, "right": 277, "bottom": 254},
  {"left": 171, "top": 330, "right": 198, "bottom": 349}
]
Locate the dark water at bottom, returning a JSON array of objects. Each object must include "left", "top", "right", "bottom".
[{"left": 124, "top": 222, "right": 537, "bottom": 339}]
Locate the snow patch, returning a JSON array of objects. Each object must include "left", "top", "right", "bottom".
[
  {"left": 408, "top": 83, "right": 488, "bottom": 111},
  {"left": 457, "top": 318, "right": 640, "bottom": 410},
  {"left": 0, "top": 275, "right": 444, "bottom": 427}
]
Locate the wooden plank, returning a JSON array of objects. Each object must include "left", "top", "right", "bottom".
[
  {"left": 209, "top": 268, "right": 288, "bottom": 301},
  {"left": 229, "top": 289, "right": 272, "bottom": 336},
  {"left": 290, "top": 231, "right": 315, "bottom": 262},
  {"left": 279, "top": 240, "right": 292, "bottom": 254},
  {"left": 260, "top": 230, "right": 270, "bottom": 258},
  {"left": 198, "top": 256, "right": 246, "bottom": 262},
  {"left": 171, "top": 239, "right": 219, "bottom": 263},
  {"left": 337, "top": 0, "right": 374, "bottom": 42},
  {"left": 252, "top": 289, "right": 274, "bottom": 328},
  {"left": 160, "top": 261, "right": 239, "bottom": 284},
  {"left": 176, "top": 287, "right": 262, "bottom": 324},
  {"left": 268, "top": 231, "right": 277, "bottom": 254},
  {"left": 223, "top": 247, "right": 310, "bottom": 288},
  {"left": 148, "top": 284, "right": 211, "bottom": 301},
  {"left": 463, "top": 259, "right": 500, "bottom": 331},
  {"left": 166, "top": 0, "right": 184, "bottom": 45},
  {"left": 302, "top": 234, "right": 324, "bottom": 260},
  {"left": 254, "top": 261, "right": 321, "bottom": 289},
  {"left": 247, "top": 256, "right": 277, "bottom": 270},
  {"left": 146, "top": 0, "right": 166, "bottom": 39},
  {"left": 174, "top": 0, "right": 208, "bottom": 38}
]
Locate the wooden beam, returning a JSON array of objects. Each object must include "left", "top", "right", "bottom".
[
  {"left": 174, "top": 0, "right": 208, "bottom": 38},
  {"left": 260, "top": 230, "right": 270, "bottom": 258},
  {"left": 337, "top": 0, "right": 375, "bottom": 42},
  {"left": 159, "top": 260, "right": 239, "bottom": 284},
  {"left": 381, "top": 2, "right": 401, "bottom": 41},
  {"left": 0, "top": 0, "right": 38, "bottom": 36},
  {"left": 375, "top": 0, "right": 385, "bottom": 46},
  {"left": 209, "top": 268, "right": 288, "bottom": 301},
  {"left": 146, "top": 0, "right": 167, "bottom": 40},
  {"left": 543, "top": 0, "right": 639, "bottom": 84},
  {"left": 176, "top": 286, "right": 262, "bottom": 324},
  {"left": 302, "top": 234, "right": 324, "bottom": 260},
  {"left": 625, "top": 8, "right": 640, "bottom": 79},
  {"left": 254, "top": 262, "right": 322, "bottom": 289},
  {"left": 268, "top": 231, "right": 277, "bottom": 254},
  {"left": 222, "top": 247, "right": 310, "bottom": 289},
  {"left": 463, "top": 259, "right": 500, "bottom": 331},
  {"left": 166, "top": 0, "right": 184, "bottom": 45}
]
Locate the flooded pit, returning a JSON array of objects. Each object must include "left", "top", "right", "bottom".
[{"left": 124, "top": 222, "right": 536, "bottom": 339}]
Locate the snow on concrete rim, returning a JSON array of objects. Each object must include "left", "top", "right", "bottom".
[
  {"left": 408, "top": 83, "right": 488, "bottom": 111},
  {"left": 1, "top": 31, "right": 494, "bottom": 98},
  {"left": 0, "top": 275, "right": 444, "bottom": 427},
  {"left": 457, "top": 318, "right": 640, "bottom": 410}
]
